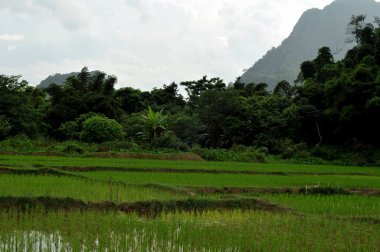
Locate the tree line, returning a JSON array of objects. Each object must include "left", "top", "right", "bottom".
[{"left": 1, "top": 15, "right": 380, "bottom": 157}]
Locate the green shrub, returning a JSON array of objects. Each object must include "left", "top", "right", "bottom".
[
  {"left": 96, "top": 140, "right": 139, "bottom": 152},
  {"left": 57, "top": 121, "right": 80, "bottom": 140},
  {"left": 0, "top": 135, "right": 34, "bottom": 151},
  {"left": 80, "top": 116, "right": 124, "bottom": 143},
  {"left": 170, "top": 113, "right": 206, "bottom": 145},
  {"left": 310, "top": 144, "right": 379, "bottom": 166},
  {"left": 283, "top": 156, "right": 329, "bottom": 165},
  {"left": 45, "top": 140, "right": 99, "bottom": 153},
  {"left": 230, "top": 144, "right": 250, "bottom": 153},
  {"left": 310, "top": 145, "right": 342, "bottom": 161},
  {"left": 270, "top": 139, "right": 310, "bottom": 159},
  {"left": 150, "top": 132, "right": 189, "bottom": 151},
  {"left": 57, "top": 112, "right": 102, "bottom": 140},
  {"left": 192, "top": 145, "right": 266, "bottom": 162},
  {"left": 122, "top": 113, "right": 144, "bottom": 141},
  {"left": 62, "top": 143, "right": 86, "bottom": 154}
]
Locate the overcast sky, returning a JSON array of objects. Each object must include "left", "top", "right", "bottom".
[{"left": 0, "top": 0, "right": 336, "bottom": 89}]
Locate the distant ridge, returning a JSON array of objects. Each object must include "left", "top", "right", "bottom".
[
  {"left": 37, "top": 71, "right": 99, "bottom": 88},
  {"left": 37, "top": 72, "right": 78, "bottom": 88},
  {"left": 240, "top": 0, "right": 380, "bottom": 89}
]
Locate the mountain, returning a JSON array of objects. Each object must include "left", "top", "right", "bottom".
[
  {"left": 37, "top": 71, "right": 100, "bottom": 88},
  {"left": 240, "top": 0, "right": 380, "bottom": 89},
  {"left": 37, "top": 72, "right": 79, "bottom": 88}
]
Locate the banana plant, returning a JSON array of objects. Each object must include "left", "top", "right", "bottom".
[{"left": 141, "top": 106, "right": 168, "bottom": 141}]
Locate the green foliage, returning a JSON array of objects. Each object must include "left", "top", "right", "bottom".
[
  {"left": 0, "top": 135, "right": 57, "bottom": 152},
  {"left": 310, "top": 145, "right": 344, "bottom": 161},
  {"left": 2, "top": 16, "right": 380, "bottom": 163},
  {"left": 366, "top": 96, "right": 380, "bottom": 110},
  {"left": 0, "top": 135, "right": 34, "bottom": 151},
  {"left": 57, "top": 112, "right": 101, "bottom": 140},
  {"left": 170, "top": 112, "right": 206, "bottom": 145},
  {"left": 122, "top": 113, "right": 145, "bottom": 141},
  {"left": 196, "top": 89, "right": 250, "bottom": 147},
  {"left": 307, "top": 144, "right": 380, "bottom": 166},
  {"left": 80, "top": 116, "right": 124, "bottom": 143},
  {"left": 180, "top": 76, "right": 226, "bottom": 107},
  {"left": 294, "top": 15, "right": 380, "bottom": 147},
  {"left": 192, "top": 145, "right": 266, "bottom": 162},
  {"left": 0, "top": 75, "right": 48, "bottom": 138},
  {"left": 347, "top": 14, "right": 375, "bottom": 44},
  {"left": 150, "top": 82, "right": 185, "bottom": 112},
  {"left": 95, "top": 140, "right": 139, "bottom": 152},
  {"left": 150, "top": 132, "right": 188, "bottom": 151},
  {"left": 57, "top": 120, "right": 80, "bottom": 140},
  {"left": 114, "top": 87, "right": 146, "bottom": 114},
  {"left": 353, "top": 64, "right": 373, "bottom": 82},
  {"left": 45, "top": 68, "right": 123, "bottom": 138},
  {"left": 273, "top": 80, "right": 292, "bottom": 97},
  {"left": 270, "top": 139, "right": 310, "bottom": 159},
  {"left": 361, "top": 55, "right": 375, "bottom": 66},
  {"left": 62, "top": 143, "right": 86, "bottom": 154},
  {"left": 0, "top": 115, "right": 12, "bottom": 140}
]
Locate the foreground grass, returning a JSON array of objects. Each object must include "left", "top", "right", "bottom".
[
  {"left": 1, "top": 154, "right": 380, "bottom": 175},
  {"left": 0, "top": 209, "right": 379, "bottom": 251},
  {"left": 77, "top": 171, "right": 380, "bottom": 189}
]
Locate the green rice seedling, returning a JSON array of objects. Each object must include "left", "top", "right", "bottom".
[
  {"left": 0, "top": 154, "right": 379, "bottom": 251},
  {"left": 259, "top": 194, "right": 380, "bottom": 218},
  {"left": 2, "top": 154, "right": 380, "bottom": 175},
  {"left": 77, "top": 171, "right": 380, "bottom": 189},
  {"left": 0, "top": 208, "right": 379, "bottom": 251},
  {"left": 0, "top": 174, "right": 188, "bottom": 203}
]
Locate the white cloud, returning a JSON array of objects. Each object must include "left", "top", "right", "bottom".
[
  {"left": 0, "top": 34, "right": 24, "bottom": 41},
  {"left": 0, "top": 0, "right": 348, "bottom": 89},
  {"left": 7, "top": 45, "right": 17, "bottom": 51}
]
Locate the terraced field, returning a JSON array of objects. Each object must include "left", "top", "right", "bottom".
[{"left": 0, "top": 154, "right": 379, "bottom": 251}]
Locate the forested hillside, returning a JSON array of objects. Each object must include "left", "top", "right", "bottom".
[
  {"left": 1, "top": 15, "right": 380, "bottom": 164},
  {"left": 240, "top": 0, "right": 380, "bottom": 88}
]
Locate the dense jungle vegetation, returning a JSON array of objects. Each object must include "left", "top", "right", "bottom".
[{"left": 1, "top": 15, "right": 380, "bottom": 165}]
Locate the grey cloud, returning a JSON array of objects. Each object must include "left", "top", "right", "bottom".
[
  {"left": 0, "top": 0, "right": 94, "bottom": 31},
  {"left": 0, "top": 0, "right": 338, "bottom": 89}
]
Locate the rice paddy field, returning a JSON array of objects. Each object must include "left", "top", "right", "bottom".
[{"left": 0, "top": 154, "right": 379, "bottom": 251}]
